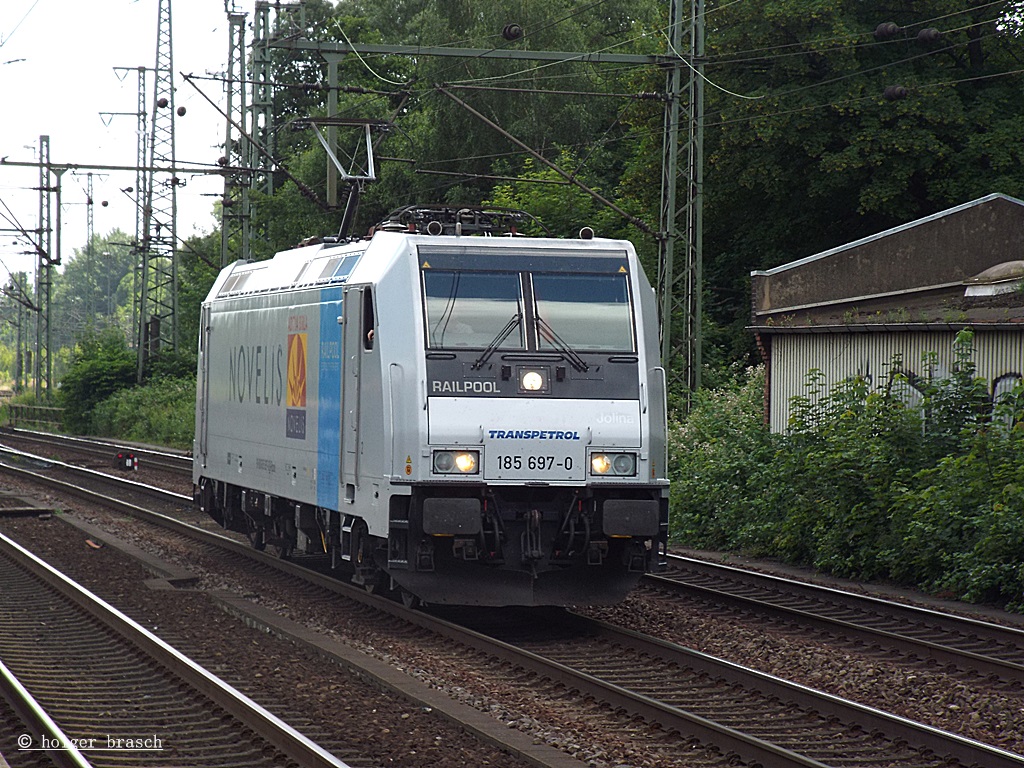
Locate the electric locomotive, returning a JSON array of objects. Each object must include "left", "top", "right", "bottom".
[{"left": 193, "top": 206, "right": 669, "bottom": 606}]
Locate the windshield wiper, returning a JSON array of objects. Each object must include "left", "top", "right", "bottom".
[
  {"left": 536, "top": 316, "right": 589, "bottom": 372},
  {"left": 472, "top": 313, "right": 521, "bottom": 370}
]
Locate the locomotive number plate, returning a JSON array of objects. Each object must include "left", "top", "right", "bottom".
[{"left": 485, "top": 450, "right": 584, "bottom": 481}]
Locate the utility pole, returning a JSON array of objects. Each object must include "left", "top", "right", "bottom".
[
  {"left": 34, "top": 135, "right": 63, "bottom": 401},
  {"left": 220, "top": 3, "right": 251, "bottom": 267},
  {"left": 659, "top": 0, "right": 704, "bottom": 403},
  {"left": 103, "top": 65, "right": 149, "bottom": 344},
  {"left": 138, "top": 0, "right": 179, "bottom": 381},
  {"left": 86, "top": 172, "right": 95, "bottom": 327},
  {"left": 247, "top": 0, "right": 308, "bottom": 248},
  {"left": 34, "top": 135, "right": 48, "bottom": 401}
]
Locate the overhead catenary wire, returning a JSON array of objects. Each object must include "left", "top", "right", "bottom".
[
  {"left": 250, "top": 2, "right": 1021, "bottom": 213},
  {"left": 0, "top": 0, "right": 42, "bottom": 49},
  {"left": 315, "top": 4, "right": 1011, "bottom": 116},
  {"left": 700, "top": 0, "right": 1013, "bottom": 64},
  {"left": 435, "top": 85, "right": 655, "bottom": 235}
]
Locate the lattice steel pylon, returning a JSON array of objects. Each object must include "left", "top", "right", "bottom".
[
  {"left": 250, "top": 2, "right": 307, "bottom": 201},
  {"left": 137, "top": 0, "right": 179, "bottom": 380},
  {"left": 34, "top": 135, "right": 52, "bottom": 400},
  {"left": 251, "top": 2, "right": 275, "bottom": 201},
  {"left": 657, "top": 0, "right": 704, "bottom": 407},
  {"left": 220, "top": 4, "right": 251, "bottom": 267}
]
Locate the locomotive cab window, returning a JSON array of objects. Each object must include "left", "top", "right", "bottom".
[
  {"left": 423, "top": 270, "right": 524, "bottom": 349},
  {"left": 532, "top": 272, "right": 635, "bottom": 352},
  {"left": 362, "top": 287, "right": 375, "bottom": 351}
]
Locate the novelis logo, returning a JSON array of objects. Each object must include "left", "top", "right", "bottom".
[{"left": 286, "top": 329, "right": 307, "bottom": 439}]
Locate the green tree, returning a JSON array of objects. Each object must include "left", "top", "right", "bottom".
[
  {"left": 253, "top": 0, "right": 665, "bottom": 245},
  {"left": 177, "top": 231, "right": 221, "bottom": 356},
  {"left": 693, "top": 0, "right": 1024, "bottom": 363},
  {"left": 58, "top": 328, "right": 136, "bottom": 434},
  {"left": 50, "top": 231, "right": 136, "bottom": 372}
]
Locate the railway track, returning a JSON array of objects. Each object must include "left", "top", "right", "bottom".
[
  {"left": 2, "top": 435, "right": 1023, "bottom": 766},
  {"left": 0, "top": 532, "right": 351, "bottom": 768},
  {"left": 1, "top": 655, "right": 84, "bottom": 768},
  {"left": 447, "top": 606, "right": 1024, "bottom": 768},
  {"left": 648, "top": 555, "right": 1024, "bottom": 685},
  {"left": 0, "top": 428, "right": 191, "bottom": 475}
]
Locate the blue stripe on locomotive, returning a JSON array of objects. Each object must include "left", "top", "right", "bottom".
[{"left": 317, "top": 287, "right": 344, "bottom": 509}]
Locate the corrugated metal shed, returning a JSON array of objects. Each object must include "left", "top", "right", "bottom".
[
  {"left": 751, "top": 194, "right": 1024, "bottom": 431},
  {"left": 765, "top": 328, "right": 1024, "bottom": 432}
]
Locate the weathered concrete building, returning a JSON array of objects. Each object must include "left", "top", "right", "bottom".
[{"left": 750, "top": 193, "right": 1024, "bottom": 431}]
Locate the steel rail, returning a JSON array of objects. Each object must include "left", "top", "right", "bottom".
[
  {"left": 0, "top": 444, "right": 189, "bottom": 507},
  {"left": 0, "top": 532, "right": 352, "bottom": 768},
  {"left": 569, "top": 614, "right": 1024, "bottom": 768},
  {"left": 652, "top": 554, "right": 1024, "bottom": 678},
  {"left": 0, "top": 657, "right": 93, "bottom": 768},
  {"left": 0, "top": 429, "right": 192, "bottom": 475}
]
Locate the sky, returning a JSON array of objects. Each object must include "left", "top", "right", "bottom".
[{"left": 0, "top": 0, "right": 238, "bottom": 284}]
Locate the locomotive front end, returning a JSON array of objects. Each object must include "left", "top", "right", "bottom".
[{"left": 387, "top": 237, "right": 670, "bottom": 606}]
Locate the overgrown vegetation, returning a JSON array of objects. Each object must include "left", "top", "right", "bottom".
[
  {"left": 56, "top": 329, "right": 195, "bottom": 449},
  {"left": 57, "top": 329, "right": 137, "bottom": 434},
  {"left": 90, "top": 376, "right": 196, "bottom": 451},
  {"left": 671, "top": 332, "right": 1024, "bottom": 612}
]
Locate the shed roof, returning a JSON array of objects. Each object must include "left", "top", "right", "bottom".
[{"left": 750, "top": 193, "right": 1024, "bottom": 328}]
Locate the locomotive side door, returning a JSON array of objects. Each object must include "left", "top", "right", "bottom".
[
  {"left": 340, "top": 284, "right": 367, "bottom": 500},
  {"left": 195, "top": 304, "right": 211, "bottom": 464}
]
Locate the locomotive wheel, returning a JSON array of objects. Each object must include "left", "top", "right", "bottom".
[
  {"left": 273, "top": 539, "right": 293, "bottom": 559},
  {"left": 245, "top": 516, "right": 266, "bottom": 551},
  {"left": 271, "top": 519, "right": 294, "bottom": 559},
  {"left": 362, "top": 571, "right": 384, "bottom": 594}
]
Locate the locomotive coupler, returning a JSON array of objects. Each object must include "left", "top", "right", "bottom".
[
  {"left": 587, "top": 540, "right": 608, "bottom": 566},
  {"left": 454, "top": 538, "right": 479, "bottom": 561},
  {"left": 626, "top": 540, "right": 647, "bottom": 572},
  {"left": 521, "top": 508, "right": 544, "bottom": 561},
  {"left": 416, "top": 540, "right": 435, "bottom": 571}
]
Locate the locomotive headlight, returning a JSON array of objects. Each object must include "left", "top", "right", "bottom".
[
  {"left": 433, "top": 451, "right": 455, "bottom": 473},
  {"left": 454, "top": 452, "right": 477, "bottom": 473},
  {"left": 520, "top": 370, "right": 544, "bottom": 391},
  {"left": 433, "top": 450, "right": 479, "bottom": 475},
  {"left": 590, "top": 452, "right": 637, "bottom": 477},
  {"left": 612, "top": 453, "right": 636, "bottom": 475}
]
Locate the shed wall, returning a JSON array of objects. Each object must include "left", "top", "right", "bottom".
[{"left": 768, "top": 331, "right": 1024, "bottom": 432}]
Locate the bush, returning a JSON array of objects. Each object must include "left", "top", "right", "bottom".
[
  {"left": 58, "top": 330, "right": 136, "bottom": 433},
  {"left": 90, "top": 376, "right": 196, "bottom": 450},
  {"left": 144, "top": 349, "right": 198, "bottom": 382},
  {"left": 668, "top": 332, "right": 1024, "bottom": 612},
  {"left": 669, "top": 365, "right": 779, "bottom": 553},
  {"left": 888, "top": 418, "right": 1024, "bottom": 610}
]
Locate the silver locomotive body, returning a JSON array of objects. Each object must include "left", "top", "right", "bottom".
[{"left": 193, "top": 225, "right": 669, "bottom": 606}]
